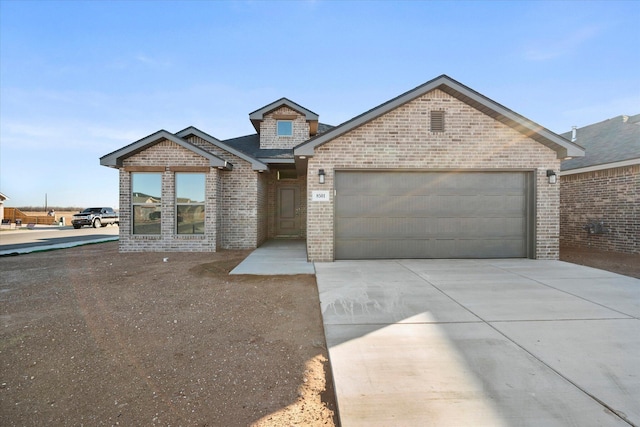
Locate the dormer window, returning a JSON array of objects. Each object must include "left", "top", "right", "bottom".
[{"left": 277, "top": 120, "right": 293, "bottom": 137}]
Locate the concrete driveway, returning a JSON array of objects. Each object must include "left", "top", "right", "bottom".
[{"left": 315, "top": 259, "right": 640, "bottom": 427}]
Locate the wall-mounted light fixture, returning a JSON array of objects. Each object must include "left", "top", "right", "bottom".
[
  {"left": 318, "top": 169, "right": 325, "bottom": 184},
  {"left": 546, "top": 169, "right": 557, "bottom": 184}
]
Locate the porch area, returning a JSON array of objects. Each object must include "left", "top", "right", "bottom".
[{"left": 229, "top": 239, "right": 314, "bottom": 275}]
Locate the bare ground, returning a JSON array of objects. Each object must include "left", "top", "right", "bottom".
[
  {"left": 1, "top": 239, "right": 637, "bottom": 427},
  {"left": 0, "top": 242, "right": 338, "bottom": 426},
  {"left": 560, "top": 246, "right": 640, "bottom": 279}
]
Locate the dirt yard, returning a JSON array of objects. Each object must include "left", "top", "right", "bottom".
[
  {"left": 0, "top": 242, "right": 337, "bottom": 426},
  {"left": 560, "top": 246, "right": 640, "bottom": 279},
  {"left": 1, "top": 239, "right": 637, "bottom": 427}
]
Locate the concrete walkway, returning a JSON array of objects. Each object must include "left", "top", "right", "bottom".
[
  {"left": 315, "top": 259, "right": 640, "bottom": 427},
  {"left": 229, "top": 239, "right": 315, "bottom": 275}
]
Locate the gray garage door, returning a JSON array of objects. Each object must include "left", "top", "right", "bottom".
[{"left": 335, "top": 171, "right": 533, "bottom": 259}]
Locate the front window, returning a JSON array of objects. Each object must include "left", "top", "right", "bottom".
[
  {"left": 132, "top": 173, "right": 161, "bottom": 234},
  {"left": 277, "top": 120, "right": 293, "bottom": 136},
  {"left": 176, "top": 173, "right": 205, "bottom": 234}
]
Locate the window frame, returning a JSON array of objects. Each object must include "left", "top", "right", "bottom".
[
  {"left": 276, "top": 120, "right": 293, "bottom": 137},
  {"left": 131, "top": 172, "right": 162, "bottom": 235},
  {"left": 175, "top": 172, "right": 206, "bottom": 235}
]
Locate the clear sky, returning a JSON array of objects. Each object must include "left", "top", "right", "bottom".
[{"left": 1, "top": 0, "right": 639, "bottom": 209}]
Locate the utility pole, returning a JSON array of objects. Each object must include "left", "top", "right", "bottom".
[{"left": 45, "top": 193, "right": 47, "bottom": 212}]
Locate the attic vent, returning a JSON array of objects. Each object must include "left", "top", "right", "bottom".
[{"left": 430, "top": 110, "right": 445, "bottom": 132}]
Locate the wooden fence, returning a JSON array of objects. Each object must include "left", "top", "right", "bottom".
[{"left": 3, "top": 208, "right": 57, "bottom": 225}]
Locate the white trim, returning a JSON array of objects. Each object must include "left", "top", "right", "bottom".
[{"left": 559, "top": 158, "right": 640, "bottom": 176}]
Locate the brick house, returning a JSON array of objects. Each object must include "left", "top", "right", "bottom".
[
  {"left": 101, "top": 75, "right": 583, "bottom": 260},
  {"left": 559, "top": 114, "right": 639, "bottom": 254}
]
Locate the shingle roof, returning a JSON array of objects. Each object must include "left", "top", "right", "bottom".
[
  {"left": 222, "top": 123, "right": 334, "bottom": 161},
  {"left": 317, "top": 122, "right": 335, "bottom": 134},
  {"left": 175, "top": 127, "right": 268, "bottom": 171},
  {"left": 222, "top": 134, "right": 292, "bottom": 160},
  {"left": 560, "top": 114, "right": 640, "bottom": 171}
]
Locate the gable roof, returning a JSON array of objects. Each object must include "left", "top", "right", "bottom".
[
  {"left": 100, "top": 130, "right": 232, "bottom": 170},
  {"left": 560, "top": 114, "right": 640, "bottom": 171},
  {"left": 249, "top": 98, "right": 320, "bottom": 134},
  {"left": 176, "top": 127, "right": 268, "bottom": 171},
  {"left": 294, "top": 74, "right": 585, "bottom": 160},
  {"left": 0, "top": 192, "right": 8, "bottom": 202}
]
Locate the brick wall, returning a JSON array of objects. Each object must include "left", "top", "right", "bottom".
[
  {"left": 257, "top": 172, "right": 269, "bottom": 246},
  {"left": 188, "top": 136, "right": 261, "bottom": 250},
  {"left": 119, "top": 139, "right": 218, "bottom": 252},
  {"left": 560, "top": 164, "right": 639, "bottom": 254},
  {"left": 260, "top": 106, "right": 310, "bottom": 149},
  {"left": 306, "top": 89, "right": 560, "bottom": 261},
  {"left": 215, "top": 167, "right": 223, "bottom": 249}
]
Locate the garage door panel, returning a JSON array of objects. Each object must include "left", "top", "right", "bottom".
[
  {"left": 335, "top": 171, "right": 532, "bottom": 259},
  {"left": 505, "top": 195, "right": 526, "bottom": 211},
  {"left": 432, "top": 195, "right": 461, "bottom": 214},
  {"left": 502, "top": 217, "right": 526, "bottom": 236},
  {"left": 335, "top": 238, "right": 448, "bottom": 259},
  {"left": 337, "top": 216, "right": 526, "bottom": 240},
  {"left": 335, "top": 195, "right": 382, "bottom": 216},
  {"left": 405, "top": 195, "right": 431, "bottom": 212},
  {"left": 336, "top": 217, "right": 437, "bottom": 239},
  {"left": 456, "top": 238, "right": 525, "bottom": 258},
  {"left": 476, "top": 195, "right": 507, "bottom": 213},
  {"left": 335, "top": 237, "right": 527, "bottom": 260},
  {"left": 491, "top": 217, "right": 524, "bottom": 237},
  {"left": 336, "top": 195, "right": 430, "bottom": 216}
]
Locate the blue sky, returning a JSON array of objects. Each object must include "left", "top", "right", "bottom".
[{"left": 1, "top": 0, "right": 638, "bottom": 209}]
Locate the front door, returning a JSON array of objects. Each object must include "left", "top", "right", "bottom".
[{"left": 276, "top": 186, "right": 301, "bottom": 237}]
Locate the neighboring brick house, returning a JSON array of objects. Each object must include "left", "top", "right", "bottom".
[
  {"left": 559, "top": 114, "right": 640, "bottom": 254},
  {"left": 101, "top": 75, "right": 584, "bottom": 260}
]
